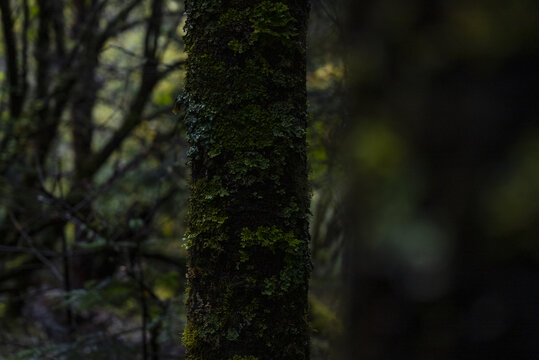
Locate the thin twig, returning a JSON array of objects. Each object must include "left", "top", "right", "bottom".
[{"left": 8, "top": 213, "right": 63, "bottom": 281}]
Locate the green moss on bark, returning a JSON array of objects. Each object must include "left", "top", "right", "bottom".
[{"left": 183, "top": 0, "right": 311, "bottom": 359}]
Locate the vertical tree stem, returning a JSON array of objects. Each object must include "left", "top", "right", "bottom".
[{"left": 183, "top": 1, "right": 311, "bottom": 359}]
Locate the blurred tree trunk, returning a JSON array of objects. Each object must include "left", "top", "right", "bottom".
[
  {"left": 183, "top": 1, "right": 311, "bottom": 359},
  {"left": 0, "top": 0, "right": 24, "bottom": 119},
  {"left": 339, "top": 0, "right": 539, "bottom": 359},
  {"left": 69, "top": 0, "right": 101, "bottom": 289}
]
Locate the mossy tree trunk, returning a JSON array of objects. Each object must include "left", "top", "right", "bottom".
[{"left": 182, "top": 0, "right": 311, "bottom": 359}]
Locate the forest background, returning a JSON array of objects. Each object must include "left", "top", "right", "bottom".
[{"left": 0, "top": 0, "right": 538, "bottom": 359}]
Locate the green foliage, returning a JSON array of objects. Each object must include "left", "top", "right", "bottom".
[
  {"left": 309, "top": 296, "right": 342, "bottom": 339},
  {"left": 60, "top": 279, "right": 133, "bottom": 311},
  {"left": 0, "top": 1, "right": 188, "bottom": 356},
  {"left": 74, "top": 236, "right": 107, "bottom": 250}
]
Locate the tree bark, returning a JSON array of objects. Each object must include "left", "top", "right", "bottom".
[
  {"left": 183, "top": 1, "right": 311, "bottom": 359},
  {"left": 0, "top": 0, "right": 23, "bottom": 119}
]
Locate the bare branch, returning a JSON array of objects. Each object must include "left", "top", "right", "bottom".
[{"left": 9, "top": 213, "right": 63, "bottom": 282}]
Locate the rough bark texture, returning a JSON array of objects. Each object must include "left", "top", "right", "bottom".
[{"left": 182, "top": 1, "right": 311, "bottom": 359}]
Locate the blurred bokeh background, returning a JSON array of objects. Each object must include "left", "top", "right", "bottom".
[
  {"left": 0, "top": 0, "right": 538, "bottom": 359},
  {"left": 339, "top": 0, "right": 539, "bottom": 359}
]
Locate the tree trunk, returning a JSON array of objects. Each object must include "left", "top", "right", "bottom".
[{"left": 183, "top": 1, "right": 311, "bottom": 359}]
